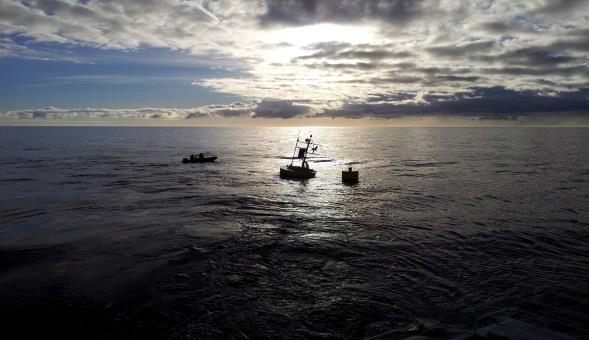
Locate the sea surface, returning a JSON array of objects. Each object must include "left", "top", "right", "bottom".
[{"left": 0, "top": 126, "right": 588, "bottom": 339}]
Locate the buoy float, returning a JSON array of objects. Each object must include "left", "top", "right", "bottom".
[{"left": 342, "top": 166, "right": 359, "bottom": 184}]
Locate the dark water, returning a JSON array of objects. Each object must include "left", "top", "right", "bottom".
[{"left": 1, "top": 126, "right": 588, "bottom": 339}]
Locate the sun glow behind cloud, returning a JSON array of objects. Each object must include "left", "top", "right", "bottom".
[
  {"left": 199, "top": 23, "right": 383, "bottom": 102},
  {"left": 262, "top": 23, "right": 378, "bottom": 48},
  {"left": 261, "top": 24, "right": 379, "bottom": 92}
]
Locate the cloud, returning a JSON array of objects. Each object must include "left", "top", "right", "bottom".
[
  {"left": 0, "top": 102, "right": 257, "bottom": 120},
  {"left": 1, "top": 107, "right": 202, "bottom": 120},
  {"left": 259, "top": 0, "right": 427, "bottom": 27},
  {"left": 32, "top": 111, "right": 47, "bottom": 119},
  {"left": 480, "top": 65, "right": 588, "bottom": 79},
  {"left": 426, "top": 41, "right": 497, "bottom": 58},
  {"left": 295, "top": 42, "right": 414, "bottom": 61},
  {"left": 478, "top": 19, "right": 546, "bottom": 34},
  {"left": 50, "top": 75, "right": 198, "bottom": 85},
  {"left": 478, "top": 115, "right": 519, "bottom": 121},
  {"left": 487, "top": 46, "right": 577, "bottom": 66},
  {"left": 2, "top": 0, "right": 589, "bottom": 122},
  {"left": 550, "top": 31, "right": 589, "bottom": 52},
  {"left": 252, "top": 100, "right": 312, "bottom": 118},
  {"left": 0, "top": 37, "right": 85, "bottom": 62},
  {"left": 529, "top": 0, "right": 585, "bottom": 15},
  {"left": 0, "top": 0, "right": 220, "bottom": 51},
  {"left": 318, "top": 87, "right": 589, "bottom": 118},
  {"left": 194, "top": 102, "right": 256, "bottom": 118},
  {"left": 2, "top": 86, "right": 589, "bottom": 123},
  {"left": 185, "top": 111, "right": 208, "bottom": 119}
]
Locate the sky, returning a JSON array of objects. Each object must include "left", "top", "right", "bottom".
[{"left": 1, "top": 0, "right": 588, "bottom": 126}]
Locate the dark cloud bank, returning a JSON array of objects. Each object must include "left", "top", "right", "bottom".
[
  {"left": 5, "top": 88, "right": 589, "bottom": 122},
  {"left": 259, "top": 0, "right": 426, "bottom": 27},
  {"left": 183, "top": 86, "right": 589, "bottom": 120},
  {"left": 321, "top": 87, "right": 589, "bottom": 119}
]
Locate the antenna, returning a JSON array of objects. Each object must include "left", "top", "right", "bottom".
[{"left": 290, "top": 130, "right": 300, "bottom": 166}]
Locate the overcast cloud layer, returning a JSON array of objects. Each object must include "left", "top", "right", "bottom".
[{"left": 1, "top": 0, "right": 589, "bottom": 121}]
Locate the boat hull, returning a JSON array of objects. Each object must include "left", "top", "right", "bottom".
[
  {"left": 182, "top": 157, "right": 217, "bottom": 163},
  {"left": 280, "top": 165, "right": 316, "bottom": 179}
]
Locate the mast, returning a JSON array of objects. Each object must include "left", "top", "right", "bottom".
[{"left": 290, "top": 131, "right": 300, "bottom": 166}]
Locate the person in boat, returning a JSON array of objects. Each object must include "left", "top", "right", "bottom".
[
  {"left": 304, "top": 161, "right": 309, "bottom": 169},
  {"left": 199, "top": 153, "right": 204, "bottom": 159},
  {"left": 190, "top": 154, "right": 196, "bottom": 161}
]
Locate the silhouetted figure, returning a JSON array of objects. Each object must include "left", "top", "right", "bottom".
[
  {"left": 190, "top": 154, "right": 196, "bottom": 161},
  {"left": 199, "top": 153, "right": 204, "bottom": 159}
]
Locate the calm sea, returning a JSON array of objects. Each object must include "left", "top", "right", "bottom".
[{"left": 1, "top": 126, "right": 588, "bottom": 339}]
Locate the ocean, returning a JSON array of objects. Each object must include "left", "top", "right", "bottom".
[{"left": 0, "top": 126, "right": 588, "bottom": 339}]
